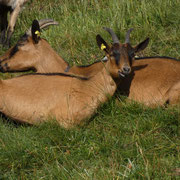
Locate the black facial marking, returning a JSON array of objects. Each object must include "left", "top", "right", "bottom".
[
  {"left": 111, "top": 44, "right": 121, "bottom": 65},
  {"left": 9, "top": 44, "right": 19, "bottom": 58},
  {"left": 127, "top": 50, "right": 134, "bottom": 66},
  {"left": 9, "top": 34, "right": 29, "bottom": 58},
  {"left": 113, "top": 51, "right": 120, "bottom": 65}
]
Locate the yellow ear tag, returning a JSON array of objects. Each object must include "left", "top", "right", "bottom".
[
  {"left": 35, "top": 30, "right": 41, "bottom": 37},
  {"left": 101, "top": 44, "right": 106, "bottom": 50}
]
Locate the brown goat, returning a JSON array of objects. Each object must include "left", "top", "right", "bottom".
[
  {"left": 0, "top": 20, "right": 148, "bottom": 128},
  {"left": 118, "top": 56, "right": 180, "bottom": 106},
  {"left": 0, "top": 19, "right": 69, "bottom": 73},
  {"left": 0, "top": 0, "right": 29, "bottom": 47}
]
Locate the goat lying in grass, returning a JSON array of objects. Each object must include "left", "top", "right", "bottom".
[
  {"left": 2, "top": 20, "right": 178, "bottom": 107},
  {"left": 0, "top": 20, "right": 149, "bottom": 128},
  {"left": 118, "top": 56, "right": 180, "bottom": 106},
  {"left": 0, "top": 19, "right": 69, "bottom": 73},
  {"left": 0, "top": 0, "right": 29, "bottom": 47}
]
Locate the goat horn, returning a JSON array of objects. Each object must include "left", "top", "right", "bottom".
[
  {"left": 103, "top": 27, "right": 119, "bottom": 44},
  {"left": 125, "top": 28, "right": 133, "bottom": 44},
  {"left": 26, "top": 19, "right": 59, "bottom": 36}
]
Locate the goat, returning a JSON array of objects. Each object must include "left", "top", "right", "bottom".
[
  {"left": 118, "top": 56, "right": 180, "bottom": 106},
  {"left": 0, "top": 20, "right": 148, "bottom": 128},
  {"left": 0, "top": 0, "right": 29, "bottom": 47},
  {"left": 0, "top": 19, "right": 69, "bottom": 73}
]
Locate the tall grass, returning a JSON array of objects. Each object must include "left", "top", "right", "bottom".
[{"left": 0, "top": 0, "right": 179, "bottom": 179}]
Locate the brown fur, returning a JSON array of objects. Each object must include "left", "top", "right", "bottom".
[
  {"left": 0, "top": 57, "right": 120, "bottom": 128},
  {"left": 0, "top": 37, "right": 69, "bottom": 72},
  {"left": 118, "top": 57, "right": 180, "bottom": 107}
]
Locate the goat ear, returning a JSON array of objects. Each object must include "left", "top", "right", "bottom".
[
  {"left": 134, "top": 38, "right": 149, "bottom": 53},
  {"left": 96, "top": 35, "right": 110, "bottom": 54},
  {"left": 31, "top": 20, "right": 41, "bottom": 44}
]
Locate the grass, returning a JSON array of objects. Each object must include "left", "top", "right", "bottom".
[{"left": 0, "top": 0, "right": 180, "bottom": 179}]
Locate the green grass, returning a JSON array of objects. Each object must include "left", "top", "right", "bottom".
[{"left": 0, "top": 0, "right": 180, "bottom": 179}]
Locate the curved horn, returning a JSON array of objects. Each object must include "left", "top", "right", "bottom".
[
  {"left": 125, "top": 28, "right": 133, "bottom": 44},
  {"left": 103, "top": 27, "right": 119, "bottom": 44},
  {"left": 26, "top": 19, "right": 59, "bottom": 36}
]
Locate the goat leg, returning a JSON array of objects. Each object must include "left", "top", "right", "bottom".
[{"left": 3, "top": 5, "right": 21, "bottom": 47}]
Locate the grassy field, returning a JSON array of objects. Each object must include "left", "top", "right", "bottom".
[{"left": 0, "top": 0, "right": 180, "bottom": 179}]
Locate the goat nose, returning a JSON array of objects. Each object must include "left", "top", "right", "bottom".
[{"left": 122, "top": 66, "right": 131, "bottom": 74}]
